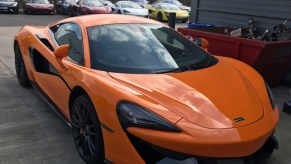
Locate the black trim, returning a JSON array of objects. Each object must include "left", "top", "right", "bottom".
[
  {"left": 31, "top": 81, "right": 72, "bottom": 128},
  {"left": 103, "top": 159, "right": 114, "bottom": 164},
  {"left": 100, "top": 122, "right": 114, "bottom": 133},
  {"left": 28, "top": 47, "right": 72, "bottom": 91}
]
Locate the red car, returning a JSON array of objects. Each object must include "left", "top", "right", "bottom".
[
  {"left": 23, "top": 0, "right": 54, "bottom": 14},
  {"left": 68, "top": 0, "right": 111, "bottom": 16}
]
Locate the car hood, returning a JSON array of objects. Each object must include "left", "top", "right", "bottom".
[
  {"left": 0, "top": 2, "right": 17, "bottom": 7},
  {"left": 109, "top": 59, "right": 264, "bottom": 129},
  {"left": 27, "top": 3, "right": 53, "bottom": 8},
  {"left": 179, "top": 5, "right": 190, "bottom": 11},
  {"left": 123, "top": 8, "right": 148, "bottom": 15}
]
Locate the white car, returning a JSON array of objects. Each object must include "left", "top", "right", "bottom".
[{"left": 115, "top": 1, "right": 148, "bottom": 17}]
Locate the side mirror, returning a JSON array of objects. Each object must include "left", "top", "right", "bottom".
[
  {"left": 54, "top": 44, "right": 69, "bottom": 59},
  {"left": 194, "top": 38, "right": 209, "bottom": 51},
  {"left": 54, "top": 44, "right": 69, "bottom": 70}
]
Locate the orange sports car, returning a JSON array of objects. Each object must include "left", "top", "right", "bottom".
[{"left": 14, "top": 15, "right": 279, "bottom": 164}]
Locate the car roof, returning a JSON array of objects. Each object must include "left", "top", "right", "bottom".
[{"left": 50, "top": 14, "right": 162, "bottom": 27}]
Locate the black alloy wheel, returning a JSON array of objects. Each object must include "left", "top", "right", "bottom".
[
  {"left": 157, "top": 12, "right": 163, "bottom": 22},
  {"left": 71, "top": 95, "right": 104, "bottom": 164},
  {"left": 14, "top": 42, "right": 30, "bottom": 88}
]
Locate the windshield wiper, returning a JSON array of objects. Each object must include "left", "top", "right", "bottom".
[{"left": 155, "top": 64, "right": 205, "bottom": 74}]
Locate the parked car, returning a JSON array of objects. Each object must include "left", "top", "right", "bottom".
[
  {"left": 14, "top": 14, "right": 279, "bottom": 164},
  {"left": 23, "top": 0, "right": 54, "bottom": 14},
  {"left": 56, "top": 0, "right": 77, "bottom": 15},
  {"left": 0, "top": 0, "right": 18, "bottom": 13},
  {"left": 99, "top": 0, "right": 116, "bottom": 11},
  {"left": 115, "top": 1, "right": 148, "bottom": 17},
  {"left": 68, "top": 0, "right": 111, "bottom": 16},
  {"left": 146, "top": 3, "right": 189, "bottom": 22},
  {"left": 153, "top": 0, "right": 190, "bottom": 13}
]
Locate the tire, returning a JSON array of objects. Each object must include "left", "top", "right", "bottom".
[
  {"left": 71, "top": 95, "right": 105, "bottom": 164},
  {"left": 14, "top": 41, "right": 31, "bottom": 88},
  {"left": 252, "top": 137, "right": 276, "bottom": 163},
  {"left": 117, "top": 10, "right": 121, "bottom": 14},
  {"left": 182, "top": 18, "right": 188, "bottom": 23},
  {"left": 157, "top": 12, "right": 163, "bottom": 22}
]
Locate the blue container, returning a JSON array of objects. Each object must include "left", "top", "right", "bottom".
[{"left": 188, "top": 23, "right": 214, "bottom": 28}]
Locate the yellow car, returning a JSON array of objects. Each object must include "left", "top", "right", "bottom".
[{"left": 146, "top": 3, "right": 189, "bottom": 23}]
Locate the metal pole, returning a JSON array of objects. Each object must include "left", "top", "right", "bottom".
[{"left": 168, "top": 12, "right": 176, "bottom": 29}]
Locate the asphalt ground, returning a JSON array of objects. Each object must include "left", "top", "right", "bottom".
[{"left": 0, "top": 13, "right": 290, "bottom": 164}]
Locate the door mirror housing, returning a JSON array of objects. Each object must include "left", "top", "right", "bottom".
[
  {"left": 54, "top": 44, "right": 69, "bottom": 59},
  {"left": 194, "top": 38, "right": 209, "bottom": 51}
]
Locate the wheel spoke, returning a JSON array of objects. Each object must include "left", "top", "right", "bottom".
[
  {"left": 82, "top": 138, "right": 89, "bottom": 158},
  {"left": 75, "top": 105, "right": 82, "bottom": 121},
  {"left": 84, "top": 107, "right": 90, "bottom": 124},
  {"left": 72, "top": 115, "right": 82, "bottom": 127},
  {"left": 88, "top": 124, "right": 94, "bottom": 128},
  {"left": 87, "top": 130, "right": 96, "bottom": 136},
  {"left": 88, "top": 137, "right": 96, "bottom": 151},
  {"left": 87, "top": 137, "right": 95, "bottom": 156}
]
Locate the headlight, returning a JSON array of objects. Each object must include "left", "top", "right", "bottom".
[
  {"left": 123, "top": 10, "right": 130, "bottom": 14},
  {"left": 265, "top": 82, "right": 276, "bottom": 110},
  {"left": 117, "top": 101, "right": 181, "bottom": 132},
  {"left": 12, "top": 3, "right": 18, "bottom": 7}
]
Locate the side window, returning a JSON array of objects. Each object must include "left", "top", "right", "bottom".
[{"left": 50, "top": 23, "right": 84, "bottom": 65}]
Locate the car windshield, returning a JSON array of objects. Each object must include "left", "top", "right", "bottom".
[
  {"left": 31, "top": 0, "right": 49, "bottom": 4},
  {"left": 121, "top": 2, "right": 142, "bottom": 9},
  {"left": 157, "top": 0, "right": 182, "bottom": 6},
  {"left": 83, "top": 0, "right": 103, "bottom": 6},
  {"left": 159, "top": 3, "right": 180, "bottom": 10},
  {"left": 88, "top": 24, "right": 214, "bottom": 74}
]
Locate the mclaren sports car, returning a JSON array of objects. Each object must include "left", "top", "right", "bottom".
[
  {"left": 146, "top": 3, "right": 189, "bottom": 23},
  {"left": 14, "top": 15, "right": 279, "bottom": 164}
]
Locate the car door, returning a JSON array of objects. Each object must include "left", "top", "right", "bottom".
[{"left": 31, "top": 22, "right": 85, "bottom": 119}]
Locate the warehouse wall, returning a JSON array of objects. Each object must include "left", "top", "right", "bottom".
[{"left": 190, "top": 0, "right": 291, "bottom": 31}]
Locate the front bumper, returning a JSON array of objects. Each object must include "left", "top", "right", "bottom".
[
  {"left": 164, "top": 14, "right": 188, "bottom": 22},
  {"left": 126, "top": 103, "right": 279, "bottom": 162},
  {"left": 26, "top": 8, "right": 54, "bottom": 14},
  {"left": 0, "top": 6, "right": 18, "bottom": 13}
]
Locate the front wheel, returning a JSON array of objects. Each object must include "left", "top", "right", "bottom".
[
  {"left": 182, "top": 18, "right": 188, "bottom": 23},
  {"left": 14, "top": 41, "right": 30, "bottom": 88},
  {"left": 252, "top": 136, "right": 277, "bottom": 163},
  {"left": 157, "top": 12, "right": 163, "bottom": 22},
  {"left": 71, "top": 95, "right": 105, "bottom": 164}
]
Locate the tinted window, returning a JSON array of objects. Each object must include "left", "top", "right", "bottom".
[
  {"left": 31, "top": 0, "right": 49, "bottom": 4},
  {"left": 50, "top": 23, "right": 84, "bottom": 65},
  {"left": 87, "top": 24, "right": 215, "bottom": 74},
  {"left": 159, "top": 4, "right": 180, "bottom": 10}
]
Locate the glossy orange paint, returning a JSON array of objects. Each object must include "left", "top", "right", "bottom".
[{"left": 14, "top": 15, "right": 279, "bottom": 163}]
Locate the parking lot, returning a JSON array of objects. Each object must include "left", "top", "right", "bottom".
[{"left": 0, "top": 13, "right": 291, "bottom": 164}]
